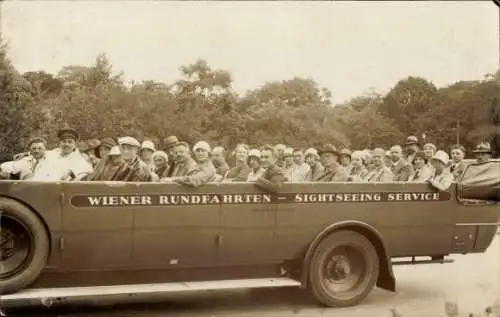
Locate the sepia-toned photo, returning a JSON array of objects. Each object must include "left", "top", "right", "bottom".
[{"left": 0, "top": 1, "right": 499, "bottom": 316}]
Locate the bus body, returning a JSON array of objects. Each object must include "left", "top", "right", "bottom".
[{"left": 0, "top": 163, "right": 498, "bottom": 308}]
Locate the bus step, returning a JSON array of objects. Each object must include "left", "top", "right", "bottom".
[
  {"left": 392, "top": 257, "right": 454, "bottom": 265},
  {"left": 0, "top": 277, "right": 302, "bottom": 308}
]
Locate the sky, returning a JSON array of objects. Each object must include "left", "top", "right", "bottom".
[{"left": 1, "top": 1, "right": 498, "bottom": 104}]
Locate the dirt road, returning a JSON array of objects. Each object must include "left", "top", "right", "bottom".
[{"left": 7, "top": 235, "right": 500, "bottom": 317}]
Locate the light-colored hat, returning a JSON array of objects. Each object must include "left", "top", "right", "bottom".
[
  {"left": 118, "top": 136, "right": 141, "bottom": 148},
  {"left": 275, "top": 144, "right": 286, "bottom": 151},
  {"left": 141, "top": 140, "right": 156, "bottom": 152},
  {"left": 372, "top": 148, "right": 386, "bottom": 157},
  {"left": 423, "top": 143, "right": 436, "bottom": 151},
  {"left": 472, "top": 142, "right": 492, "bottom": 154},
  {"left": 109, "top": 146, "right": 121, "bottom": 156},
  {"left": 351, "top": 150, "right": 364, "bottom": 159},
  {"left": 193, "top": 141, "right": 211, "bottom": 152},
  {"left": 340, "top": 149, "right": 352, "bottom": 157},
  {"left": 248, "top": 149, "right": 261, "bottom": 158},
  {"left": 431, "top": 150, "right": 450, "bottom": 165},
  {"left": 283, "top": 148, "right": 294, "bottom": 156},
  {"left": 152, "top": 150, "right": 168, "bottom": 162},
  {"left": 212, "top": 146, "right": 225, "bottom": 154},
  {"left": 305, "top": 148, "right": 318, "bottom": 157}
]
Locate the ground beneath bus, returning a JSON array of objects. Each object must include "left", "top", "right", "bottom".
[{"left": 9, "top": 234, "right": 500, "bottom": 317}]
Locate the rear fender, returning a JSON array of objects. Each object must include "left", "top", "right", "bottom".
[{"left": 300, "top": 220, "right": 396, "bottom": 292}]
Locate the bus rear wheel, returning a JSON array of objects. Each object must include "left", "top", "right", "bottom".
[
  {"left": 309, "top": 230, "right": 379, "bottom": 307},
  {"left": 0, "top": 199, "right": 49, "bottom": 294}
]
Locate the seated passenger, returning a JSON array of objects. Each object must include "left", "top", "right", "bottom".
[
  {"left": 390, "top": 145, "right": 414, "bottom": 181},
  {"left": 304, "top": 148, "right": 324, "bottom": 181},
  {"left": 164, "top": 141, "right": 197, "bottom": 179},
  {"left": 361, "top": 151, "right": 376, "bottom": 181},
  {"left": 171, "top": 141, "right": 216, "bottom": 188},
  {"left": 449, "top": 144, "right": 468, "bottom": 181},
  {"left": 347, "top": 151, "right": 368, "bottom": 182},
  {"left": 289, "top": 148, "right": 311, "bottom": 182},
  {"left": 152, "top": 150, "right": 169, "bottom": 179},
  {"left": 246, "top": 149, "right": 265, "bottom": 182},
  {"left": 339, "top": 149, "right": 352, "bottom": 173},
  {"left": 366, "top": 148, "right": 394, "bottom": 182},
  {"left": 114, "top": 136, "right": 153, "bottom": 182},
  {"left": 82, "top": 139, "right": 102, "bottom": 168},
  {"left": 0, "top": 137, "right": 48, "bottom": 180},
  {"left": 140, "top": 140, "right": 157, "bottom": 173},
  {"left": 409, "top": 151, "right": 432, "bottom": 182},
  {"left": 211, "top": 146, "right": 230, "bottom": 177},
  {"left": 472, "top": 142, "right": 493, "bottom": 164},
  {"left": 33, "top": 128, "right": 93, "bottom": 181},
  {"left": 225, "top": 144, "right": 251, "bottom": 182},
  {"left": 316, "top": 144, "right": 348, "bottom": 182},
  {"left": 95, "top": 138, "right": 117, "bottom": 161},
  {"left": 86, "top": 146, "right": 125, "bottom": 181},
  {"left": 255, "top": 145, "right": 287, "bottom": 193},
  {"left": 428, "top": 151, "right": 453, "bottom": 191}
]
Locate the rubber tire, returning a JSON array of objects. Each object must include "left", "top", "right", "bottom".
[
  {"left": 0, "top": 198, "right": 50, "bottom": 294},
  {"left": 309, "top": 230, "right": 379, "bottom": 307}
]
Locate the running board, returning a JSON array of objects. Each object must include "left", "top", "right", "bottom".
[
  {"left": 392, "top": 257, "right": 454, "bottom": 265},
  {"left": 0, "top": 277, "right": 301, "bottom": 308}
]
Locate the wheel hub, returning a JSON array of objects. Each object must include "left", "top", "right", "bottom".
[
  {"left": 323, "top": 246, "right": 365, "bottom": 294},
  {"left": 0, "top": 228, "right": 16, "bottom": 261},
  {"left": 0, "top": 216, "right": 32, "bottom": 278}
]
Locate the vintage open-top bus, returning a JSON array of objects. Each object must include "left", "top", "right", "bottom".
[{"left": 0, "top": 161, "right": 498, "bottom": 308}]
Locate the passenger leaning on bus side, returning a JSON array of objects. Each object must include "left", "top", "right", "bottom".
[
  {"left": 427, "top": 151, "right": 453, "bottom": 191},
  {"left": 172, "top": 141, "right": 216, "bottom": 188},
  {"left": 316, "top": 144, "right": 348, "bottom": 182},
  {"left": 367, "top": 148, "right": 394, "bottom": 182},
  {"left": 254, "top": 145, "right": 287, "bottom": 193},
  {"left": 246, "top": 149, "right": 265, "bottom": 182}
]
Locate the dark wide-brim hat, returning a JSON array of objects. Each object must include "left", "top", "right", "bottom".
[
  {"left": 405, "top": 136, "right": 419, "bottom": 145},
  {"left": 472, "top": 142, "right": 493, "bottom": 154},
  {"left": 318, "top": 144, "right": 341, "bottom": 156},
  {"left": 57, "top": 128, "right": 79, "bottom": 141},
  {"left": 94, "top": 138, "right": 117, "bottom": 159},
  {"left": 164, "top": 135, "right": 179, "bottom": 149}
]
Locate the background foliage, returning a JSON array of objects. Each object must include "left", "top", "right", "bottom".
[{"left": 1, "top": 43, "right": 499, "bottom": 162}]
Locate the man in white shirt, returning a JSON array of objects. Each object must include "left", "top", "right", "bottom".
[
  {"left": 32, "top": 128, "right": 93, "bottom": 181},
  {"left": 0, "top": 137, "right": 48, "bottom": 180}
]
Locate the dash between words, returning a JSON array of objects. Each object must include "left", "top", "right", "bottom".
[{"left": 71, "top": 192, "right": 448, "bottom": 207}]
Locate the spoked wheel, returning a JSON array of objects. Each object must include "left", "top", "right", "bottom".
[
  {"left": 0, "top": 199, "right": 49, "bottom": 294},
  {"left": 309, "top": 230, "right": 379, "bottom": 307},
  {"left": 0, "top": 217, "right": 32, "bottom": 279}
]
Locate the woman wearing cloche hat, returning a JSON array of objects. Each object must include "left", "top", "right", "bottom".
[{"left": 428, "top": 150, "right": 453, "bottom": 191}]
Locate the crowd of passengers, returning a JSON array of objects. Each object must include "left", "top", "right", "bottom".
[{"left": 0, "top": 127, "right": 496, "bottom": 193}]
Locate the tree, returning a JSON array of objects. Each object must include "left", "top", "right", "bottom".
[
  {"left": 0, "top": 41, "right": 37, "bottom": 160},
  {"left": 379, "top": 76, "right": 438, "bottom": 135},
  {"left": 241, "top": 77, "right": 332, "bottom": 111}
]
